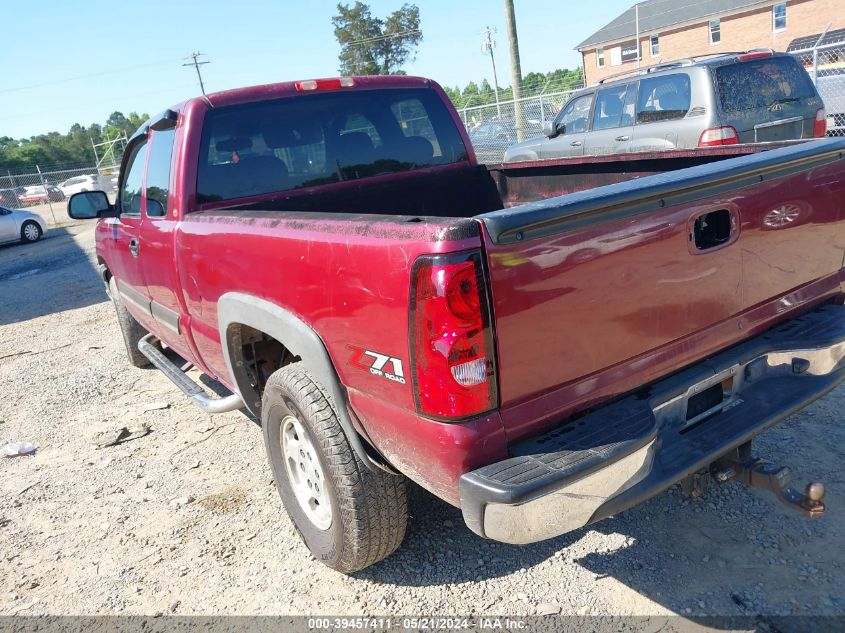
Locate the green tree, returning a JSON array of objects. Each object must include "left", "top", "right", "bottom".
[
  {"left": 332, "top": 2, "right": 422, "bottom": 75},
  {"left": 0, "top": 111, "right": 149, "bottom": 173}
]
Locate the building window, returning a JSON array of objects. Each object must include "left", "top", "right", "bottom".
[
  {"left": 597, "top": 47, "right": 605, "bottom": 67},
  {"left": 650, "top": 34, "right": 660, "bottom": 57},
  {"left": 773, "top": 3, "right": 786, "bottom": 31},
  {"left": 709, "top": 18, "right": 721, "bottom": 44}
]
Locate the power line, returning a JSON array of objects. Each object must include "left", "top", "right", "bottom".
[
  {"left": 183, "top": 51, "right": 210, "bottom": 95},
  {"left": 342, "top": 29, "right": 421, "bottom": 48},
  {"left": 0, "top": 58, "right": 182, "bottom": 95},
  {"left": 0, "top": 84, "right": 197, "bottom": 124}
]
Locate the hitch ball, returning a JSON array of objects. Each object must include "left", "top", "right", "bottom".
[{"left": 806, "top": 482, "right": 825, "bottom": 503}]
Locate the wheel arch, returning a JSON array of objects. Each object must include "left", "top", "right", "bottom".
[
  {"left": 20, "top": 217, "right": 45, "bottom": 234},
  {"left": 217, "top": 292, "right": 387, "bottom": 473}
]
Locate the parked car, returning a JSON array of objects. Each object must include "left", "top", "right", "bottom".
[
  {"left": 17, "top": 185, "right": 65, "bottom": 205},
  {"left": 505, "top": 51, "right": 827, "bottom": 162},
  {"left": 0, "top": 188, "right": 21, "bottom": 208},
  {"left": 68, "top": 74, "right": 844, "bottom": 574},
  {"left": 522, "top": 101, "right": 558, "bottom": 127},
  {"left": 0, "top": 205, "right": 46, "bottom": 244},
  {"left": 469, "top": 120, "right": 517, "bottom": 163},
  {"left": 808, "top": 67, "right": 845, "bottom": 135},
  {"left": 58, "top": 174, "right": 100, "bottom": 197}
]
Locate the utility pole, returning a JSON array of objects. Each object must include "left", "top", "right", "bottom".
[
  {"left": 183, "top": 51, "right": 210, "bottom": 95},
  {"left": 481, "top": 26, "right": 502, "bottom": 118},
  {"left": 635, "top": 3, "right": 641, "bottom": 68},
  {"left": 503, "top": 0, "right": 525, "bottom": 140}
]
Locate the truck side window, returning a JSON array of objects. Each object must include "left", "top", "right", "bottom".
[
  {"left": 636, "top": 74, "right": 691, "bottom": 124},
  {"left": 145, "top": 129, "right": 176, "bottom": 218},
  {"left": 119, "top": 140, "right": 148, "bottom": 216}
]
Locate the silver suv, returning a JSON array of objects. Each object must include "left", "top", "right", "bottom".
[{"left": 504, "top": 51, "right": 827, "bottom": 162}]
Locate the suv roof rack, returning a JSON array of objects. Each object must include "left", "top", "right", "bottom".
[
  {"left": 596, "top": 59, "right": 697, "bottom": 84},
  {"left": 594, "top": 49, "right": 778, "bottom": 85}
]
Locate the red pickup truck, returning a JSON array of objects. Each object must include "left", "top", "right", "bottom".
[{"left": 68, "top": 75, "right": 845, "bottom": 573}]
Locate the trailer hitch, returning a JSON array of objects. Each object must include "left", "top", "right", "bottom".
[{"left": 712, "top": 444, "right": 825, "bottom": 518}]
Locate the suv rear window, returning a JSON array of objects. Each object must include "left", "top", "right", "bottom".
[
  {"left": 716, "top": 56, "right": 815, "bottom": 112},
  {"left": 197, "top": 88, "right": 468, "bottom": 203}
]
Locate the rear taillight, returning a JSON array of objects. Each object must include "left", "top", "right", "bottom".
[
  {"left": 294, "top": 77, "right": 355, "bottom": 91},
  {"left": 698, "top": 126, "right": 739, "bottom": 147},
  {"left": 410, "top": 251, "right": 497, "bottom": 419},
  {"left": 813, "top": 108, "right": 827, "bottom": 138}
]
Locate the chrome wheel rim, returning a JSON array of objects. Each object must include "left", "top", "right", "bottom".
[
  {"left": 281, "top": 415, "right": 332, "bottom": 530},
  {"left": 24, "top": 224, "right": 39, "bottom": 241}
]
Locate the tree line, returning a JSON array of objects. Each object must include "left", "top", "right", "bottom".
[
  {"left": 0, "top": 111, "right": 148, "bottom": 175},
  {"left": 442, "top": 67, "right": 584, "bottom": 111}
]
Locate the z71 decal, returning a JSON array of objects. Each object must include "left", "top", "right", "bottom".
[{"left": 347, "top": 345, "right": 406, "bottom": 385}]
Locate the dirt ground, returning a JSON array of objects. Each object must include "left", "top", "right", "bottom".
[{"left": 1, "top": 223, "right": 844, "bottom": 624}]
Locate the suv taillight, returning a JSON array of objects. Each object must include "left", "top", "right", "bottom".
[
  {"left": 698, "top": 126, "right": 739, "bottom": 147},
  {"left": 410, "top": 251, "right": 497, "bottom": 419},
  {"left": 813, "top": 108, "right": 827, "bottom": 138}
]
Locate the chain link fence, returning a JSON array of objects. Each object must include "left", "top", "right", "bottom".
[
  {"left": 791, "top": 43, "right": 845, "bottom": 137},
  {"left": 0, "top": 164, "right": 119, "bottom": 225},
  {"left": 457, "top": 89, "right": 581, "bottom": 163}
]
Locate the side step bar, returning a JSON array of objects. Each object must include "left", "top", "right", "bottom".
[{"left": 138, "top": 335, "right": 243, "bottom": 414}]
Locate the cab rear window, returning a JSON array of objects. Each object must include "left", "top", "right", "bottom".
[
  {"left": 196, "top": 88, "right": 468, "bottom": 204},
  {"left": 716, "top": 57, "right": 815, "bottom": 112}
]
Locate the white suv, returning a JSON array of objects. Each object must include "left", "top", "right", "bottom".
[{"left": 58, "top": 174, "right": 99, "bottom": 197}]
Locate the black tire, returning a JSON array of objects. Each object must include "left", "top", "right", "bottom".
[
  {"left": 20, "top": 221, "right": 42, "bottom": 243},
  {"left": 262, "top": 363, "right": 408, "bottom": 573},
  {"left": 108, "top": 277, "right": 151, "bottom": 368}
]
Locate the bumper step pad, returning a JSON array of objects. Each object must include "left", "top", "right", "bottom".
[{"left": 460, "top": 304, "right": 845, "bottom": 543}]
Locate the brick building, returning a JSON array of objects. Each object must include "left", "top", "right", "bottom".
[{"left": 577, "top": 0, "right": 845, "bottom": 86}]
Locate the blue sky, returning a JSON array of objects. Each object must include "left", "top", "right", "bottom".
[{"left": 1, "top": 0, "right": 631, "bottom": 138}]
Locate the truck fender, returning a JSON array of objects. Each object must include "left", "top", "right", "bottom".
[{"left": 216, "top": 292, "right": 386, "bottom": 473}]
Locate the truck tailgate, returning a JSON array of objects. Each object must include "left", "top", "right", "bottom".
[{"left": 478, "top": 139, "right": 845, "bottom": 440}]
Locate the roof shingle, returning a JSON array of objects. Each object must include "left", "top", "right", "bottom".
[{"left": 576, "top": 0, "right": 769, "bottom": 49}]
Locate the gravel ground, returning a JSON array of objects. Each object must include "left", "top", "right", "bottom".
[{"left": 1, "top": 223, "right": 844, "bottom": 622}]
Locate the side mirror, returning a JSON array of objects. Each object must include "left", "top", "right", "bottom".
[
  {"left": 544, "top": 121, "right": 562, "bottom": 138},
  {"left": 68, "top": 190, "right": 114, "bottom": 219}
]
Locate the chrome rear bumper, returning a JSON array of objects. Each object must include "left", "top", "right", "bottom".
[{"left": 460, "top": 304, "right": 845, "bottom": 544}]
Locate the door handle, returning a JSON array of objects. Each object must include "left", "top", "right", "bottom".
[
  {"left": 129, "top": 238, "right": 140, "bottom": 258},
  {"left": 615, "top": 135, "right": 630, "bottom": 141},
  {"left": 570, "top": 140, "right": 582, "bottom": 147}
]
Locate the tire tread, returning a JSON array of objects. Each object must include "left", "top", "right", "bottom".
[{"left": 263, "top": 364, "right": 407, "bottom": 573}]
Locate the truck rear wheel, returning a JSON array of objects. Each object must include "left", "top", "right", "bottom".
[
  {"left": 261, "top": 363, "right": 408, "bottom": 573},
  {"left": 108, "top": 277, "right": 151, "bottom": 368}
]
